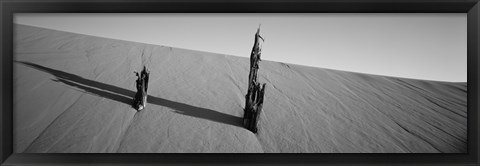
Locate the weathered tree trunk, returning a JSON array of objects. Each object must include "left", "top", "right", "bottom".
[
  {"left": 244, "top": 26, "right": 266, "bottom": 133},
  {"left": 133, "top": 66, "right": 150, "bottom": 111}
]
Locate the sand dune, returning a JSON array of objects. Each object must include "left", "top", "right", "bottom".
[{"left": 14, "top": 24, "right": 467, "bottom": 153}]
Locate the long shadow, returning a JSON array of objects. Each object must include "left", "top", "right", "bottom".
[{"left": 17, "top": 61, "right": 243, "bottom": 128}]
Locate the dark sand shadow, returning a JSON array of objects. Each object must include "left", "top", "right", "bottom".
[{"left": 17, "top": 61, "right": 243, "bottom": 127}]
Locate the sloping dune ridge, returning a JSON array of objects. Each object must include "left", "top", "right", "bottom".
[{"left": 14, "top": 24, "right": 467, "bottom": 153}]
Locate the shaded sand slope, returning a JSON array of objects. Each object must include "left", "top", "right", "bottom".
[{"left": 14, "top": 24, "right": 467, "bottom": 153}]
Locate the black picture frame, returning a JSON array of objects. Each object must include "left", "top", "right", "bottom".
[{"left": 1, "top": 0, "right": 479, "bottom": 165}]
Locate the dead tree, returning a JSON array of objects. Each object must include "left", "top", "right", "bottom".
[
  {"left": 244, "top": 26, "right": 266, "bottom": 133},
  {"left": 133, "top": 66, "right": 150, "bottom": 111}
]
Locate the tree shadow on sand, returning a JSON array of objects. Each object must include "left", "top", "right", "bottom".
[{"left": 17, "top": 61, "right": 243, "bottom": 128}]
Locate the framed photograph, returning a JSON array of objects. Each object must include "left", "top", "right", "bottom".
[{"left": 1, "top": 0, "right": 479, "bottom": 165}]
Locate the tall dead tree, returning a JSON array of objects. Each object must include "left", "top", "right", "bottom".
[{"left": 244, "top": 26, "right": 266, "bottom": 133}]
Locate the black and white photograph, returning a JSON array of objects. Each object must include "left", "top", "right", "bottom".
[{"left": 13, "top": 13, "right": 467, "bottom": 153}]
